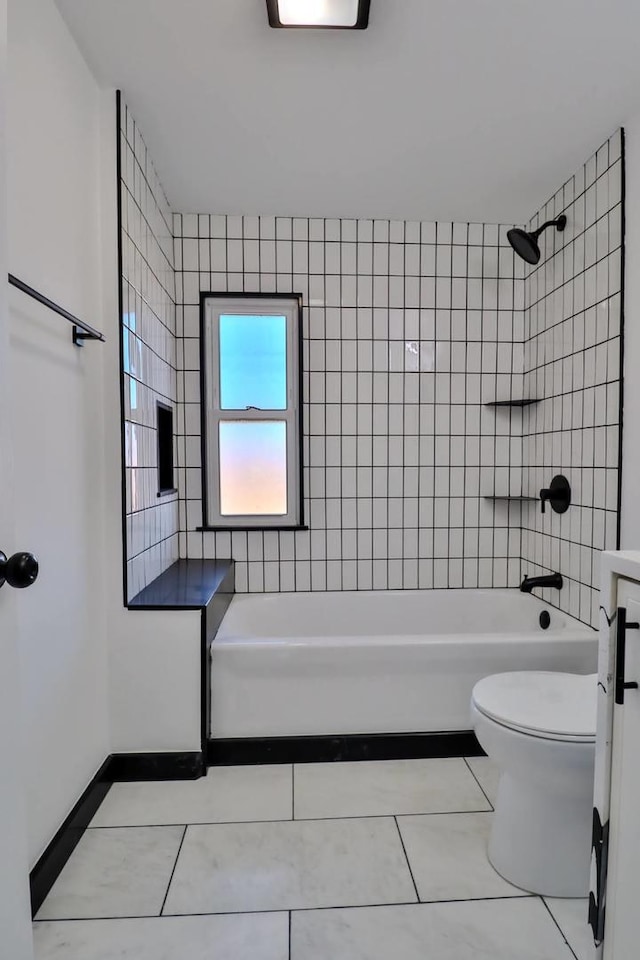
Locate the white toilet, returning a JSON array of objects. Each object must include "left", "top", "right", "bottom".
[{"left": 471, "top": 671, "right": 597, "bottom": 898}]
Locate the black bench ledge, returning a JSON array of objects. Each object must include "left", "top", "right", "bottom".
[{"left": 127, "top": 558, "right": 234, "bottom": 611}]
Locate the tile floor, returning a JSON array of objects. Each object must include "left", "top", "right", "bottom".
[{"left": 33, "top": 757, "right": 595, "bottom": 959}]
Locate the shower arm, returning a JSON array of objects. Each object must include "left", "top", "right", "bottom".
[
  {"left": 531, "top": 220, "right": 556, "bottom": 240},
  {"left": 530, "top": 215, "right": 568, "bottom": 241}
]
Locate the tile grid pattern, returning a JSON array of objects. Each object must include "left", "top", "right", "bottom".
[
  {"left": 118, "top": 103, "right": 622, "bottom": 624},
  {"left": 33, "top": 759, "right": 588, "bottom": 960},
  {"left": 521, "top": 130, "right": 623, "bottom": 627},
  {"left": 172, "top": 214, "right": 526, "bottom": 594},
  {"left": 119, "top": 99, "right": 180, "bottom": 600}
]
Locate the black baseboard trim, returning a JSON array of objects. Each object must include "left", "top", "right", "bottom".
[
  {"left": 105, "top": 751, "right": 205, "bottom": 781},
  {"left": 29, "top": 750, "right": 204, "bottom": 918},
  {"left": 30, "top": 757, "right": 112, "bottom": 917},
  {"left": 29, "top": 735, "right": 480, "bottom": 918},
  {"left": 207, "top": 731, "right": 484, "bottom": 765}
]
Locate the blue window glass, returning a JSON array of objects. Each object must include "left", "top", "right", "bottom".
[{"left": 219, "top": 314, "right": 287, "bottom": 410}]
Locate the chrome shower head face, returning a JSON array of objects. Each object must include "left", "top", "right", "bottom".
[
  {"left": 507, "top": 214, "right": 567, "bottom": 265},
  {"left": 507, "top": 228, "right": 541, "bottom": 265}
]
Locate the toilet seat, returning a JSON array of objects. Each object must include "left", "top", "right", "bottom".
[{"left": 472, "top": 671, "right": 596, "bottom": 742}]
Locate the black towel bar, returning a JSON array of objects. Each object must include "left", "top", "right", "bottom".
[{"left": 8, "top": 273, "right": 105, "bottom": 346}]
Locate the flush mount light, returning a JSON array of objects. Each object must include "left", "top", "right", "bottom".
[{"left": 266, "top": 0, "right": 371, "bottom": 29}]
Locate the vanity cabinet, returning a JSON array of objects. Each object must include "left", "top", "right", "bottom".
[{"left": 594, "top": 556, "right": 640, "bottom": 960}]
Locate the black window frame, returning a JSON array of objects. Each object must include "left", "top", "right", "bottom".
[{"left": 198, "top": 291, "right": 306, "bottom": 531}]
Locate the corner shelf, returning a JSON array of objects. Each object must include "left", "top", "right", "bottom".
[{"left": 485, "top": 399, "right": 540, "bottom": 407}]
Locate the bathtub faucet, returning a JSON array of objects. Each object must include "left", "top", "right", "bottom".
[{"left": 520, "top": 572, "right": 563, "bottom": 593}]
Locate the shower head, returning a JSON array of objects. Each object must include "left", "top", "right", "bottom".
[{"left": 507, "top": 214, "right": 567, "bottom": 265}]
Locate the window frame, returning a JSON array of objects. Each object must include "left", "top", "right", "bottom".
[{"left": 199, "top": 292, "right": 305, "bottom": 530}]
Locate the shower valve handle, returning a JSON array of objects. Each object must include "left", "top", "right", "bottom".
[{"left": 539, "top": 475, "right": 571, "bottom": 515}]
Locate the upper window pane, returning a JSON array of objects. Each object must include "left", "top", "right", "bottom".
[{"left": 219, "top": 314, "right": 287, "bottom": 410}]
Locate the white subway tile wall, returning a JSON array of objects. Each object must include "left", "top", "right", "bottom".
[
  {"left": 117, "top": 101, "right": 622, "bottom": 625},
  {"left": 172, "top": 215, "right": 528, "bottom": 595},
  {"left": 119, "top": 99, "right": 179, "bottom": 600},
  {"left": 520, "top": 130, "right": 623, "bottom": 627}
]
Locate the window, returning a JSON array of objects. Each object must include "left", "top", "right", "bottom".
[{"left": 201, "top": 294, "right": 303, "bottom": 529}]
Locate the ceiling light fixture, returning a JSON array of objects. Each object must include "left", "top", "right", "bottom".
[{"left": 266, "top": 0, "right": 370, "bottom": 29}]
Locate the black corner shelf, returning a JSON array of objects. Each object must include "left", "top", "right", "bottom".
[
  {"left": 483, "top": 495, "right": 538, "bottom": 502},
  {"left": 485, "top": 399, "right": 540, "bottom": 407}
]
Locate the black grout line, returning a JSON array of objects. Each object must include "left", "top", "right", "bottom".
[
  {"left": 121, "top": 124, "right": 174, "bottom": 239},
  {"left": 34, "top": 893, "right": 537, "bottom": 925},
  {"left": 323, "top": 219, "right": 328, "bottom": 593},
  {"left": 126, "top": 531, "right": 181, "bottom": 565},
  {"left": 540, "top": 897, "right": 581, "bottom": 960},
  {"left": 159, "top": 824, "right": 187, "bottom": 917},
  {"left": 393, "top": 816, "right": 421, "bottom": 903},
  {"left": 446, "top": 233, "right": 454, "bottom": 586},
  {"left": 87, "top": 807, "right": 498, "bottom": 830},
  {"left": 290, "top": 892, "right": 535, "bottom": 912},
  {"left": 121, "top": 194, "right": 175, "bottom": 290},
  {"left": 120, "top": 107, "right": 181, "bottom": 590},
  {"left": 463, "top": 758, "right": 495, "bottom": 811},
  {"left": 462, "top": 225, "right": 471, "bottom": 587},
  {"left": 288, "top": 910, "right": 292, "bottom": 960}
]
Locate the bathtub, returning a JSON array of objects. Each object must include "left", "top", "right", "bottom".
[{"left": 210, "top": 589, "right": 597, "bottom": 739}]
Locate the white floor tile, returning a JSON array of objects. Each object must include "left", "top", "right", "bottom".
[
  {"left": 465, "top": 756, "right": 501, "bottom": 806},
  {"left": 291, "top": 899, "right": 575, "bottom": 960},
  {"left": 36, "top": 827, "right": 184, "bottom": 920},
  {"left": 91, "top": 765, "right": 293, "bottom": 827},
  {"left": 163, "top": 817, "right": 416, "bottom": 914},
  {"left": 544, "top": 898, "right": 596, "bottom": 960},
  {"left": 398, "top": 812, "right": 528, "bottom": 901},
  {"left": 33, "top": 912, "right": 289, "bottom": 960},
  {"left": 294, "top": 758, "right": 491, "bottom": 819}
]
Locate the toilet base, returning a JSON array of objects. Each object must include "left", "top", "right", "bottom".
[{"left": 488, "top": 771, "right": 592, "bottom": 897}]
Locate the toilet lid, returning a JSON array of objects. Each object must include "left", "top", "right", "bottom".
[{"left": 472, "top": 672, "right": 597, "bottom": 740}]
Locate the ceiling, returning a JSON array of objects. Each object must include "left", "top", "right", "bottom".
[{"left": 54, "top": 0, "right": 640, "bottom": 223}]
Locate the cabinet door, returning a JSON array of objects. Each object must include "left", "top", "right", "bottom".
[{"left": 604, "top": 578, "right": 640, "bottom": 960}]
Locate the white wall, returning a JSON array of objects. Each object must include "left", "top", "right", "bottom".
[
  {"left": 0, "top": 0, "right": 35, "bottom": 953},
  {"left": 7, "top": 1, "right": 200, "bottom": 857},
  {"left": 621, "top": 118, "right": 640, "bottom": 550},
  {"left": 7, "top": 0, "right": 109, "bottom": 865},
  {"left": 108, "top": 608, "right": 202, "bottom": 753}
]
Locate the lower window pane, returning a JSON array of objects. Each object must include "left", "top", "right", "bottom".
[{"left": 219, "top": 421, "right": 288, "bottom": 516}]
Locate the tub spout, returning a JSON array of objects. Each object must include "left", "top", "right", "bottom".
[{"left": 520, "top": 573, "right": 563, "bottom": 593}]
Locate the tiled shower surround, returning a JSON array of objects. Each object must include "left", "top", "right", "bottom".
[
  {"left": 119, "top": 97, "right": 179, "bottom": 601},
  {"left": 172, "top": 215, "right": 526, "bottom": 595},
  {"left": 118, "top": 98, "right": 622, "bottom": 627},
  {"left": 520, "top": 130, "right": 623, "bottom": 626}
]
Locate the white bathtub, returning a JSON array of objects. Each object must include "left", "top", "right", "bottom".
[{"left": 210, "top": 589, "right": 597, "bottom": 739}]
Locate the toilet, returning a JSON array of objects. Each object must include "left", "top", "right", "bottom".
[{"left": 471, "top": 671, "right": 597, "bottom": 898}]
